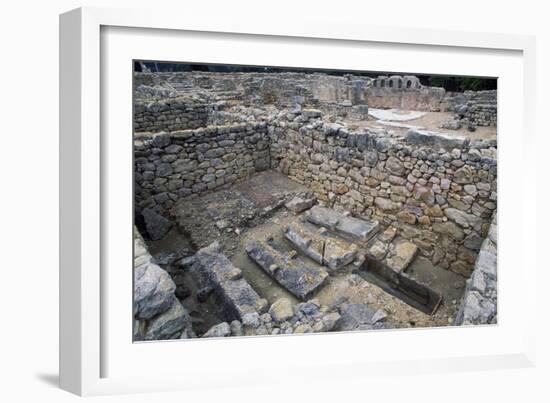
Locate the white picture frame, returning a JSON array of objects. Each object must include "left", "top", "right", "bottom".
[{"left": 59, "top": 6, "right": 537, "bottom": 396}]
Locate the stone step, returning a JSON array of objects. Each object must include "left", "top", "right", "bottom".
[
  {"left": 245, "top": 240, "right": 329, "bottom": 300},
  {"left": 188, "top": 242, "right": 268, "bottom": 321},
  {"left": 305, "top": 205, "right": 379, "bottom": 242},
  {"left": 283, "top": 222, "right": 358, "bottom": 271}
]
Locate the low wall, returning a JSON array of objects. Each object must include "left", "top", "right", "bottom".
[
  {"left": 135, "top": 71, "right": 370, "bottom": 108},
  {"left": 270, "top": 115, "right": 497, "bottom": 278},
  {"left": 454, "top": 214, "right": 497, "bottom": 324},
  {"left": 134, "top": 122, "right": 270, "bottom": 215},
  {"left": 133, "top": 227, "right": 194, "bottom": 340},
  {"left": 134, "top": 97, "right": 209, "bottom": 132},
  {"left": 442, "top": 90, "right": 497, "bottom": 127},
  {"left": 367, "top": 87, "right": 446, "bottom": 111}
]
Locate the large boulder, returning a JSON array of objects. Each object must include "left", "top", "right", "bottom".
[
  {"left": 134, "top": 262, "right": 176, "bottom": 320},
  {"left": 142, "top": 208, "right": 172, "bottom": 240},
  {"left": 144, "top": 299, "right": 192, "bottom": 340}
]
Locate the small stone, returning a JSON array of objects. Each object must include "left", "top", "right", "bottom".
[
  {"left": 202, "top": 322, "right": 231, "bottom": 338},
  {"left": 322, "top": 312, "right": 342, "bottom": 331},
  {"left": 230, "top": 320, "right": 243, "bottom": 337},
  {"left": 242, "top": 312, "right": 261, "bottom": 328},
  {"left": 368, "top": 241, "right": 388, "bottom": 260},
  {"left": 269, "top": 298, "right": 294, "bottom": 323}
]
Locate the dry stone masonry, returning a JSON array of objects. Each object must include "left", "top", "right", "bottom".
[{"left": 133, "top": 69, "right": 498, "bottom": 341}]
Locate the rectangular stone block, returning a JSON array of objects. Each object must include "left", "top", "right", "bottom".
[
  {"left": 305, "top": 205, "right": 379, "bottom": 242},
  {"left": 246, "top": 240, "right": 328, "bottom": 300}
]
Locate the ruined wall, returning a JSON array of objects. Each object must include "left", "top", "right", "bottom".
[
  {"left": 442, "top": 90, "right": 497, "bottom": 127},
  {"left": 367, "top": 75, "right": 446, "bottom": 111},
  {"left": 134, "top": 97, "right": 209, "bottom": 132},
  {"left": 134, "top": 72, "right": 370, "bottom": 108},
  {"left": 134, "top": 122, "right": 270, "bottom": 215},
  {"left": 133, "top": 227, "right": 195, "bottom": 340},
  {"left": 270, "top": 115, "right": 497, "bottom": 278},
  {"left": 454, "top": 214, "right": 497, "bottom": 324}
]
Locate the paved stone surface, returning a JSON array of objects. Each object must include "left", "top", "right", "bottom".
[{"left": 369, "top": 108, "right": 427, "bottom": 122}]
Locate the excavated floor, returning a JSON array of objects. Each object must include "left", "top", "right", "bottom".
[{"left": 147, "top": 170, "right": 466, "bottom": 330}]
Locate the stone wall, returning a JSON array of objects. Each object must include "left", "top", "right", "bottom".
[
  {"left": 367, "top": 75, "right": 446, "bottom": 111},
  {"left": 442, "top": 90, "right": 497, "bottom": 127},
  {"left": 135, "top": 71, "right": 370, "bottom": 108},
  {"left": 134, "top": 97, "right": 209, "bottom": 132},
  {"left": 133, "top": 227, "right": 195, "bottom": 340},
  {"left": 454, "top": 214, "right": 497, "bottom": 325},
  {"left": 134, "top": 122, "right": 270, "bottom": 215},
  {"left": 269, "top": 114, "right": 497, "bottom": 278}
]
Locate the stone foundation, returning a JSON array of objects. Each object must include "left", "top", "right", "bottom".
[
  {"left": 133, "top": 70, "right": 498, "bottom": 332},
  {"left": 134, "top": 122, "right": 270, "bottom": 215}
]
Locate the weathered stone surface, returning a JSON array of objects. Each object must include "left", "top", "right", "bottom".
[
  {"left": 285, "top": 195, "right": 316, "bottom": 213},
  {"left": 306, "top": 205, "right": 378, "bottom": 241},
  {"left": 202, "top": 322, "right": 231, "bottom": 338},
  {"left": 413, "top": 185, "right": 435, "bottom": 206},
  {"left": 453, "top": 165, "right": 473, "bottom": 184},
  {"left": 322, "top": 312, "right": 342, "bottom": 331},
  {"left": 385, "top": 241, "right": 418, "bottom": 272},
  {"left": 230, "top": 320, "right": 243, "bottom": 336},
  {"left": 246, "top": 240, "right": 328, "bottom": 300},
  {"left": 464, "top": 232, "right": 483, "bottom": 250},
  {"left": 449, "top": 260, "right": 472, "bottom": 277},
  {"left": 142, "top": 208, "right": 172, "bottom": 240},
  {"left": 455, "top": 214, "right": 497, "bottom": 325},
  {"left": 368, "top": 240, "right": 388, "bottom": 260},
  {"left": 269, "top": 298, "right": 294, "bottom": 323},
  {"left": 283, "top": 223, "right": 324, "bottom": 264},
  {"left": 374, "top": 197, "right": 400, "bottom": 213},
  {"left": 444, "top": 208, "right": 482, "bottom": 230},
  {"left": 145, "top": 299, "right": 191, "bottom": 340},
  {"left": 405, "top": 129, "right": 469, "bottom": 149},
  {"left": 134, "top": 261, "right": 176, "bottom": 320},
  {"left": 385, "top": 156, "right": 404, "bottom": 175},
  {"left": 432, "top": 221, "right": 465, "bottom": 241},
  {"left": 337, "top": 304, "right": 387, "bottom": 331},
  {"left": 323, "top": 238, "right": 358, "bottom": 271},
  {"left": 189, "top": 242, "right": 264, "bottom": 320},
  {"left": 378, "top": 226, "right": 397, "bottom": 242},
  {"left": 302, "top": 109, "right": 323, "bottom": 119},
  {"left": 396, "top": 210, "right": 417, "bottom": 224}
]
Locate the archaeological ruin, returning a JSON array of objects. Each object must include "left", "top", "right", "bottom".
[{"left": 132, "top": 66, "right": 497, "bottom": 341}]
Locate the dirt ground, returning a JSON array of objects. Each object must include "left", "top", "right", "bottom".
[{"left": 151, "top": 170, "right": 465, "bottom": 331}]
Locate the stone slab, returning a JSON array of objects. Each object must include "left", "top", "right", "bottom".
[
  {"left": 323, "top": 238, "right": 358, "bottom": 271},
  {"left": 283, "top": 223, "right": 324, "bottom": 264},
  {"left": 246, "top": 240, "right": 329, "bottom": 300},
  {"left": 283, "top": 222, "right": 358, "bottom": 271},
  {"left": 305, "top": 205, "right": 378, "bottom": 242},
  {"left": 189, "top": 242, "right": 265, "bottom": 321}
]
